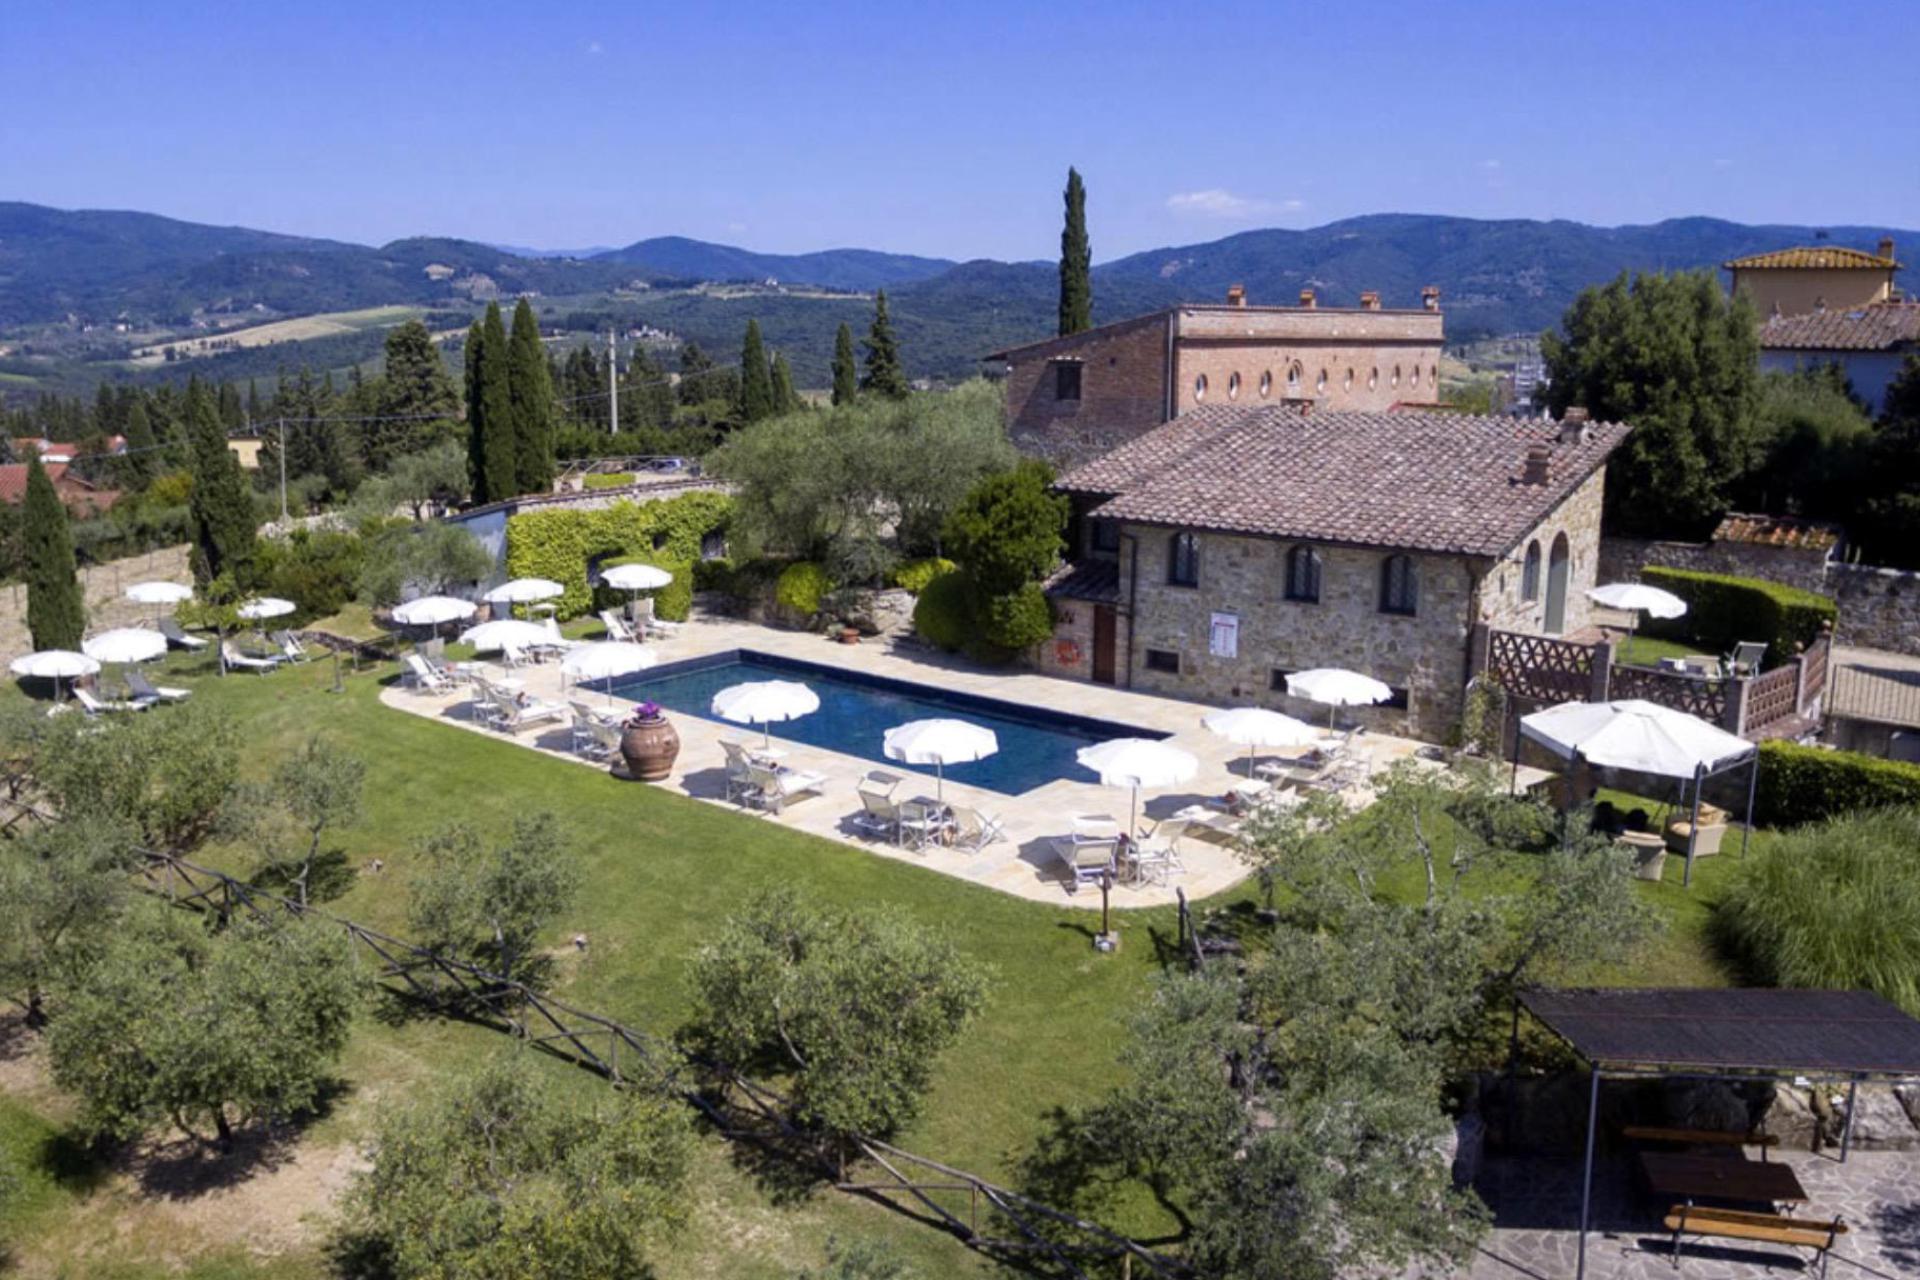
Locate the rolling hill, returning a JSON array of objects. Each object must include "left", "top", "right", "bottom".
[{"left": 590, "top": 235, "right": 956, "bottom": 292}]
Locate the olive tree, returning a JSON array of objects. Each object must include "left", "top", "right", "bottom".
[
  {"left": 407, "top": 812, "right": 579, "bottom": 988},
  {"left": 48, "top": 908, "right": 359, "bottom": 1149},
  {"left": 0, "top": 812, "right": 142, "bottom": 1027},
  {"left": 237, "top": 735, "right": 365, "bottom": 906},
  {"left": 688, "top": 888, "right": 991, "bottom": 1143},
  {"left": 31, "top": 699, "right": 242, "bottom": 853},
  {"left": 338, "top": 1054, "right": 693, "bottom": 1280}
]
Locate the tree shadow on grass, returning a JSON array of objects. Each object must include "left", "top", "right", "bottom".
[
  {"left": 127, "top": 1077, "right": 352, "bottom": 1200},
  {"left": 246, "top": 847, "right": 358, "bottom": 905},
  {"left": 1018, "top": 1104, "right": 1192, "bottom": 1249}
]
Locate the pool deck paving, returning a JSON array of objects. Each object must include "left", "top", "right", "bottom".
[{"left": 379, "top": 615, "right": 1458, "bottom": 908}]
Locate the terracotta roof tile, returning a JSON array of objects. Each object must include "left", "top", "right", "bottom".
[
  {"left": 1056, "top": 406, "right": 1628, "bottom": 558},
  {"left": 1726, "top": 246, "right": 1900, "bottom": 271},
  {"left": 1758, "top": 302, "right": 1920, "bottom": 352},
  {"left": 1712, "top": 513, "right": 1841, "bottom": 551}
]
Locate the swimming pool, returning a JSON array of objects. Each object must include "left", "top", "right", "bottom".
[{"left": 604, "top": 650, "right": 1164, "bottom": 796}]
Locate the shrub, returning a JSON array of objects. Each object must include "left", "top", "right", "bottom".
[
  {"left": 912, "top": 570, "right": 972, "bottom": 651},
  {"left": 596, "top": 554, "right": 693, "bottom": 621},
  {"left": 980, "top": 580, "right": 1052, "bottom": 651},
  {"left": 890, "top": 556, "right": 956, "bottom": 595},
  {"left": 1755, "top": 740, "right": 1920, "bottom": 827},
  {"left": 775, "top": 560, "right": 833, "bottom": 617},
  {"left": 1640, "top": 566, "right": 1836, "bottom": 666},
  {"left": 503, "top": 491, "right": 732, "bottom": 618},
  {"left": 581, "top": 472, "right": 638, "bottom": 490},
  {"left": 259, "top": 528, "right": 364, "bottom": 620},
  {"left": 1714, "top": 807, "right": 1920, "bottom": 1013}
]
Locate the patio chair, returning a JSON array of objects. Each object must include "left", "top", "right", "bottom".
[
  {"left": 895, "top": 798, "right": 949, "bottom": 851},
  {"left": 404, "top": 653, "right": 455, "bottom": 693},
  {"left": 535, "top": 618, "right": 574, "bottom": 656},
  {"left": 635, "top": 596, "right": 681, "bottom": 637},
  {"left": 1728, "top": 641, "right": 1766, "bottom": 677},
  {"left": 742, "top": 761, "right": 827, "bottom": 815},
  {"left": 719, "top": 739, "right": 758, "bottom": 803},
  {"left": 570, "top": 702, "right": 620, "bottom": 757},
  {"left": 852, "top": 788, "right": 902, "bottom": 842},
  {"left": 1052, "top": 833, "right": 1118, "bottom": 893},
  {"left": 271, "top": 630, "right": 312, "bottom": 663},
  {"left": 599, "top": 609, "right": 637, "bottom": 643},
  {"left": 1127, "top": 817, "right": 1190, "bottom": 886},
  {"left": 221, "top": 642, "right": 278, "bottom": 675},
  {"left": 158, "top": 618, "right": 209, "bottom": 651},
  {"left": 500, "top": 643, "right": 533, "bottom": 669},
  {"left": 949, "top": 805, "right": 1007, "bottom": 852},
  {"left": 125, "top": 669, "right": 190, "bottom": 703},
  {"left": 74, "top": 687, "right": 146, "bottom": 716}
]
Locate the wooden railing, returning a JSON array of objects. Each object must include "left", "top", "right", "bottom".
[
  {"left": 2, "top": 800, "right": 1182, "bottom": 1280},
  {"left": 1484, "top": 630, "right": 1599, "bottom": 704},
  {"left": 1608, "top": 663, "right": 1730, "bottom": 725}
]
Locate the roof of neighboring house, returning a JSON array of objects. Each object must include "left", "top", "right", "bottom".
[
  {"left": 1056, "top": 405, "right": 1628, "bottom": 558},
  {"left": 0, "top": 462, "right": 121, "bottom": 512},
  {"left": 1726, "top": 246, "right": 1901, "bottom": 271},
  {"left": 1757, "top": 302, "right": 1920, "bottom": 352},
  {"left": 1712, "top": 512, "right": 1842, "bottom": 551}
]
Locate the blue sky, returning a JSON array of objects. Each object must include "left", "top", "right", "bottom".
[{"left": 3, "top": 1, "right": 1914, "bottom": 261}]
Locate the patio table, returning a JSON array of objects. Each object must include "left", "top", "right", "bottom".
[{"left": 1637, "top": 1151, "right": 1807, "bottom": 1207}]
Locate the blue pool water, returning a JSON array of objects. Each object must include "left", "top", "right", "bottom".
[{"left": 604, "top": 650, "right": 1164, "bottom": 796}]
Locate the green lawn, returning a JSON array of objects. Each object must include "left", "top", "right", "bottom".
[
  {"left": 1614, "top": 634, "right": 1708, "bottom": 668},
  {"left": 0, "top": 648, "right": 1755, "bottom": 1275}
]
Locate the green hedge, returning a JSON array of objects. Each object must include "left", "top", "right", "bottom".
[
  {"left": 582, "top": 472, "right": 637, "bottom": 490},
  {"left": 775, "top": 561, "right": 832, "bottom": 616},
  {"left": 1756, "top": 741, "right": 1920, "bottom": 827},
  {"left": 891, "top": 557, "right": 957, "bottom": 595},
  {"left": 912, "top": 571, "right": 972, "bottom": 651},
  {"left": 504, "top": 491, "right": 732, "bottom": 619},
  {"left": 596, "top": 554, "right": 693, "bottom": 621},
  {"left": 1640, "top": 566, "right": 1836, "bottom": 666}
]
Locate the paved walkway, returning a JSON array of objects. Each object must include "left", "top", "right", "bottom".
[
  {"left": 1467, "top": 1150, "right": 1918, "bottom": 1279},
  {"left": 379, "top": 615, "right": 1452, "bottom": 909}
]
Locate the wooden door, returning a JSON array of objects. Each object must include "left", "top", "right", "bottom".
[
  {"left": 1091, "top": 606, "right": 1117, "bottom": 685},
  {"left": 1545, "top": 533, "right": 1571, "bottom": 635}
]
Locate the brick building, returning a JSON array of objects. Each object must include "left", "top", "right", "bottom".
[
  {"left": 987, "top": 285, "right": 1445, "bottom": 468},
  {"left": 1041, "top": 405, "right": 1628, "bottom": 740}
]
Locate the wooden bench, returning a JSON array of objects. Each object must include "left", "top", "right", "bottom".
[
  {"left": 1624, "top": 1125, "right": 1779, "bottom": 1161},
  {"left": 1663, "top": 1202, "right": 1846, "bottom": 1276}
]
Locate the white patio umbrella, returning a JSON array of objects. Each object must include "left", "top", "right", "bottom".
[
  {"left": 483, "top": 577, "right": 565, "bottom": 605},
  {"left": 457, "top": 618, "right": 551, "bottom": 654},
  {"left": 82, "top": 628, "right": 169, "bottom": 665},
  {"left": 125, "top": 581, "right": 193, "bottom": 623},
  {"left": 600, "top": 563, "right": 673, "bottom": 592},
  {"left": 1518, "top": 698, "right": 1760, "bottom": 885},
  {"left": 711, "top": 679, "right": 819, "bottom": 747},
  {"left": 1587, "top": 581, "right": 1688, "bottom": 645},
  {"left": 1285, "top": 667, "right": 1394, "bottom": 729},
  {"left": 11, "top": 649, "right": 101, "bottom": 702},
  {"left": 1202, "top": 706, "right": 1321, "bottom": 778},
  {"left": 391, "top": 595, "right": 477, "bottom": 628},
  {"left": 238, "top": 597, "right": 296, "bottom": 621},
  {"left": 883, "top": 718, "right": 999, "bottom": 801},
  {"left": 1075, "top": 737, "right": 1199, "bottom": 838},
  {"left": 561, "top": 641, "right": 658, "bottom": 704}
]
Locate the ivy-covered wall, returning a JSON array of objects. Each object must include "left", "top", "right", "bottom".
[{"left": 503, "top": 492, "right": 733, "bottom": 619}]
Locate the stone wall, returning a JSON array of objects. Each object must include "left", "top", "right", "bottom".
[
  {"left": 1039, "top": 593, "right": 1099, "bottom": 682},
  {"left": 1119, "top": 528, "right": 1478, "bottom": 740},
  {"left": 1478, "top": 468, "right": 1607, "bottom": 638},
  {"left": 1829, "top": 562, "right": 1920, "bottom": 655}
]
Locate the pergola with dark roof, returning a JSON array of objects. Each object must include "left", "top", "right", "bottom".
[{"left": 1519, "top": 987, "right": 1920, "bottom": 1279}]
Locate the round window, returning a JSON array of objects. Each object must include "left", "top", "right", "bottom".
[
  {"left": 1194, "top": 373, "right": 1208, "bottom": 401},
  {"left": 1228, "top": 372, "right": 1241, "bottom": 400}
]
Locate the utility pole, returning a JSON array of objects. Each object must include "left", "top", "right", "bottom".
[
  {"left": 607, "top": 328, "right": 619, "bottom": 434},
  {"left": 277, "top": 418, "right": 288, "bottom": 523}
]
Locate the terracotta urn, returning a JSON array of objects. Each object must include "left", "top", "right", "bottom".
[{"left": 618, "top": 704, "right": 680, "bottom": 782}]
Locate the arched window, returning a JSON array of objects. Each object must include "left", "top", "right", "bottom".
[
  {"left": 1379, "top": 554, "right": 1417, "bottom": 616},
  {"left": 1227, "top": 371, "right": 1241, "bottom": 400},
  {"left": 1391, "top": 365, "right": 1402, "bottom": 389},
  {"left": 1368, "top": 367, "right": 1379, "bottom": 391},
  {"left": 1168, "top": 532, "right": 1200, "bottom": 588},
  {"left": 1259, "top": 370, "right": 1273, "bottom": 397},
  {"left": 1429, "top": 366, "right": 1438, "bottom": 388},
  {"left": 1316, "top": 368, "right": 1328, "bottom": 394},
  {"left": 1193, "top": 373, "right": 1208, "bottom": 402},
  {"left": 1286, "top": 363, "right": 1302, "bottom": 393},
  {"left": 1284, "top": 544, "right": 1322, "bottom": 603},
  {"left": 1521, "top": 540, "right": 1542, "bottom": 602},
  {"left": 1343, "top": 368, "right": 1354, "bottom": 391}
]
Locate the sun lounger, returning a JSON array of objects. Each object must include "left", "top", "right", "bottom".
[
  {"left": 598, "top": 610, "right": 637, "bottom": 643},
  {"left": 1053, "top": 833, "right": 1118, "bottom": 892},
  {"left": 271, "top": 630, "right": 312, "bottom": 663},
  {"left": 859, "top": 770, "right": 903, "bottom": 798},
  {"left": 743, "top": 761, "right": 827, "bottom": 815},
  {"left": 853, "top": 788, "right": 903, "bottom": 842},
  {"left": 482, "top": 684, "right": 567, "bottom": 733},
  {"left": 635, "top": 596, "right": 681, "bottom": 637},
  {"left": 404, "top": 653, "right": 455, "bottom": 693},
  {"left": 158, "top": 618, "right": 209, "bottom": 651},
  {"left": 75, "top": 687, "right": 146, "bottom": 716},
  {"left": 221, "top": 642, "right": 278, "bottom": 674},
  {"left": 125, "top": 670, "right": 190, "bottom": 703}
]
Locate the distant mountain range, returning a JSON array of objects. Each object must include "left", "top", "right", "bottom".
[{"left": 1, "top": 201, "right": 1912, "bottom": 384}]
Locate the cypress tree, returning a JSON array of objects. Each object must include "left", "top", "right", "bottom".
[
  {"left": 122, "top": 400, "right": 158, "bottom": 487},
  {"left": 1058, "top": 166, "right": 1092, "bottom": 336},
  {"left": 23, "top": 454, "right": 84, "bottom": 652},
  {"left": 861, "top": 291, "right": 908, "bottom": 399},
  {"left": 464, "top": 318, "right": 486, "bottom": 493},
  {"left": 770, "top": 351, "right": 798, "bottom": 415},
  {"left": 185, "top": 379, "right": 257, "bottom": 586},
  {"left": 464, "top": 304, "right": 517, "bottom": 503},
  {"left": 831, "top": 322, "right": 858, "bottom": 406},
  {"left": 737, "top": 319, "right": 774, "bottom": 423},
  {"left": 507, "top": 299, "right": 555, "bottom": 493}
]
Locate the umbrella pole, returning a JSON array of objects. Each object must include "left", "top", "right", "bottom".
[
  {"left": 1247, "top": 743, "right": 1256, "bottom": 780},
  {"left": 936, "top": 759, "right": 944, "bottom": 804}
]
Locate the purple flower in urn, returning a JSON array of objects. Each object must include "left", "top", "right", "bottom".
[{"left": 627, "top": 700, "right": 664, "bottom": 726}]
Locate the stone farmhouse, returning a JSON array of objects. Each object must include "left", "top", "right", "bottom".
[
  {"left": 987, "top": 285, "right": 1445, "bottom": 468},
  {"left": 1039, "top": 405, "right": 1629, "bottom": 741},
  {"left": 1757, "top": 301, "right": 1920, "bottom": 417},
  {"left": 1725, "top": 240, "right": 1901, "bottom": 319}
]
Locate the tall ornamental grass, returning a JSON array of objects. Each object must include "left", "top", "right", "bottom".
[{"left": 1714, "top": 807, "right": 1920, "bottom": 1013}]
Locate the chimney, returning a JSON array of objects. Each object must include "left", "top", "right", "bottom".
[
  {"left": 1298, "top": 288, "right": 1316, "bottom": 309},
  {"left": 1880, "top": 236, "right": 1896, "bottom": 262},
  {"left": 1563, "top": 405, "right": 1590, "bottom": 424},
  {"left": 1225, "top": 283, "right": 1246, "bottom": 308},
  {"left": 1421, "top": 285, "right": 1441, "bottom": 312},
  {"left": 1559, "top": 415, "right": 1592, "bottom": 445},
  {"left": 1521, "top": 442, "right": 1553, "bottom": 486},
  {"left": 1359, "top": 290, "right": 1381, "bottom": 311}
]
